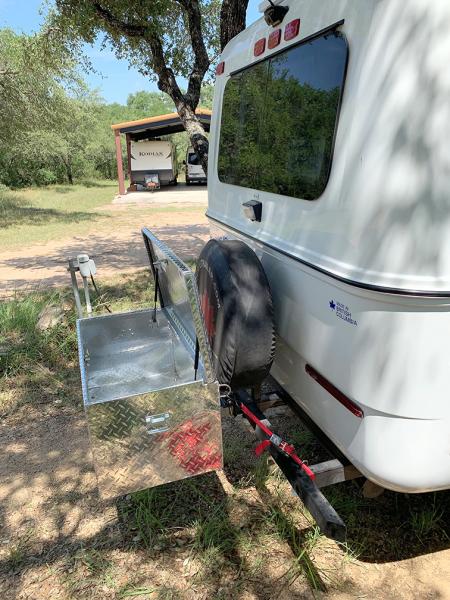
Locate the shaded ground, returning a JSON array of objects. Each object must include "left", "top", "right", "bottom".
[
  {"left": 1, "top": 184, "right": 449, "bottom": 598},
  {"left": 1, "top": 398, "right": 449, "bottom": 600}
]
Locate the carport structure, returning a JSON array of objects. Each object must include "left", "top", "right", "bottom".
[{"left": 111, "top": 109, "right": 212, "bottom": 194}]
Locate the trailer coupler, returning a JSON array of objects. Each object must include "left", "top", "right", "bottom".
[{"left": 231, "top": 389, "right": 347, "bottom": 542}]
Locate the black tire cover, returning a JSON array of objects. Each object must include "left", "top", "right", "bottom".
[{"left": 196, "top": 239, "right": 275, "bottom": 390}]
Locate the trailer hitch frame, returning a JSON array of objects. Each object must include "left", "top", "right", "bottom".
[{"left": 229, "top": 389, "right": 347, "bottom": 542}]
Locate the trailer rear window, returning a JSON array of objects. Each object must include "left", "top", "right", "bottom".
[{"left": 218, "top": 31, "right": 348, "bottom": 200}]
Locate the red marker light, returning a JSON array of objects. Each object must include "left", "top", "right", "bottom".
[
  {"left": 216, "top": 61, "right": 225, "bottom": 75},
  {"left": 268, "top": 29, "right": 281, "bottom": 49},
  {"left": 284, "top": 18, "right": 300, "bottom": 41},
  {"left": 305, "top": 364, "right": 364, "bottom": 419},
  {"left": 254, "top": 38, "right": 266, "bottom": 57}
]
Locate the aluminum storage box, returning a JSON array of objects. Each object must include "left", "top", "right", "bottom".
[{"left": 76, "top": 229, "right": 222, "bottom": 500}]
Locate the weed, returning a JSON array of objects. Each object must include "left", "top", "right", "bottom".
[
  {"left": 278, "top": 526, "right": 326, "bottom": 592},
  {"left": 119, "top": 586, "right": 157, "bottom": 598},
  {"left": 290, "top": 429, "right": 316, "bottom": 454},
  {"left": 409, "top": 496, "right": 445, "bottom": 542},
  {"left": 192, "top": 503, "right": 237, "bottom": 554},
  {"left": 0, "top": 290, "right": 76, "bottom": 376},
  {"left": 252, "top": 457, "right": 271, "bottom": 489},
  {"left": 74, "top": 548, "right": 112, "bottom": 576},
  {"left": 5, "top": 529, "right": 34, "bottom": 570},
  {"left": 7, "top": 543, "right": 27, "bottom": 570}
]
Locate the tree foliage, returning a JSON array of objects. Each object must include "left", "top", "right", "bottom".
[
  {"left": 0, "top": 27, "right": 214, "bottom": 188},
  {"left": 47, "top": 0, "right": 248, "bottom": 169}
]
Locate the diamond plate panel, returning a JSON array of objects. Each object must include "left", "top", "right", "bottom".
[{"left": 86, "top": 381, "right": 222, "bottom": 500}]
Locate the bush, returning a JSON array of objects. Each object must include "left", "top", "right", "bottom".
[{"left": 35, "top": 168, "right": 58, "bottom": 186}]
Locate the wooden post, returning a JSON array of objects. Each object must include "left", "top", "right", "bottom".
[
  {"left": 114, "top": 130, "right": 125, "bottom": 195},
  {"left": 125, "top": 134, "right": 132, "bottom": 184}
]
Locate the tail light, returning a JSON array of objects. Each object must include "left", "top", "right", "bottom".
[
  {"left": 284, "top": 18, "right": 300, "bottom": 41},
  {"left": 268, "top": 29, "right": 282, "bottom": 49},
  {"left": 305, "top": 364, "right": 364, "bottom": 419},
  {"left": 254, "top": 38, "right": 266, "bottom": 57}
]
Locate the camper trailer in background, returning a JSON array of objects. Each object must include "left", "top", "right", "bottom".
[
  {"left": 130, "top": 140, "right": 178, "bottom": 188},
  {"left": 185, "top": 146, "right": 207, "bottom": 185}
]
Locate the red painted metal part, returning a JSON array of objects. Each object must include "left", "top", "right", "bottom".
[
  {"left": 239, "top": 402, "right": 316, "bottom": 480},
  {"left": 305, "top": 364, "right": 364, "bottom": 419},
  {"left": 216, "top": 61, "right": 225, "bottom": 75}
]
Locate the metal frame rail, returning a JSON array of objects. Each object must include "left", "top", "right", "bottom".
[{"left": 226, "top": 389, "right": 361, "bottom": 542}]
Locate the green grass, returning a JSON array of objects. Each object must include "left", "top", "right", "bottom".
[
  {"left": 409, "top": 495, "right": 446, "bottom": 543},
  {"left": 0, "top": 270, "right": 155, "bottom": 415},
  {"left": 0, "top": 180, "right": 117, "bottom": 247}
]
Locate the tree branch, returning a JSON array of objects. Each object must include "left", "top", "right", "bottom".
[
  {"left": 176, "top": 0, "right": 210, "bottom": 108},
  {"left": 91, "top": 2, "right": 183, "bottom": 100}
]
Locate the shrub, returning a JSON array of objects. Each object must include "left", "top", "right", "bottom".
[{"left": 35, "top": 168, "right": 58, "bottom": 186}]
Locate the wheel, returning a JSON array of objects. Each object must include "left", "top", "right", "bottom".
[{"left": 196, "top": 239, "right": 275, "bottom": 390}]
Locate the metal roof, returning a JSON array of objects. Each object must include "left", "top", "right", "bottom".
[{"left": 111, "top": 108, "right": 212, "bottom": 136}]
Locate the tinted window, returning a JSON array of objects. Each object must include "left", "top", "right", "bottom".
[
  {"left": 188, "top": 152, "right": 200, "bottom": 165},
  {"left": 218, "top": 32, "right": 348, "bottom": 200}
]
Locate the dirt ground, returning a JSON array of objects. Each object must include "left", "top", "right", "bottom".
[
  {"left": 1, "top": 401, "right": 449, "bottom": 600},
  {"left": 0, "top": 198, "right": 209, "bottom": 296},
  {"left": 1, "top": 191, "right": 450, "bottom": 599}
]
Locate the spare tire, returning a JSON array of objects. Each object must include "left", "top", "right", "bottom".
[{"left": 196, "top": 239, "right": 275, "bottom": 390}]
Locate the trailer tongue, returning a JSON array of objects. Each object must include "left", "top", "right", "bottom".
[{"left": 70, "top": 229, "right": 349, "bottom": 541}]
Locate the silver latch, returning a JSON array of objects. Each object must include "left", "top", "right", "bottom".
[{"left": 145, "top": 412, "right": 171, "bottom": 435}]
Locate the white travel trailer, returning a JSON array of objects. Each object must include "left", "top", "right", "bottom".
[
  {"left": 205, "top": 0, "right": 450, "bottom": 493},
  {"left": 185, "top": 146, "right": 207, "bottom": 185},
  {"left": 130, "top": 139, "right": 178, "bottom": 187}
]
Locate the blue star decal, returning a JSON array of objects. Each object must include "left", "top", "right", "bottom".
[{"left": 329, "top": 300, "right": 336, "bottom": 310}]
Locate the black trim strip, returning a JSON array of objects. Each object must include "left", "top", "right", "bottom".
[
  {"left": 229, "top": 19, "right": 346, "bottom": 77},
  {"left": 207, "top": 214, "right": 450, "bottom": 298}
]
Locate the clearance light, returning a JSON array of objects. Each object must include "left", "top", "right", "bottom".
[
  {"left": 305, "top": 364, "right": 364, "bottom": 419},
  {"left": 284, "top": 18, "right": 300, "bottom": 41},
  {"left": 268, "top": 29, "right": 281, "bottom": 49},
  {"left": 254, "top": 38, "right": 266, "bottom": 57},
  {"left": 216, "top": 61, "right": 225, "bottom": 75}
]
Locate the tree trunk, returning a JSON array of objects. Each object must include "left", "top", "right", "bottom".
[
  {"left": 220, "top": 0, "right": 249, "bottom": 51},
  {"left": 173, "top": 101, "right": 209, "bottom": 174},
  {"left": 63, "top": 158, "right": 73, "bottom": 184}
]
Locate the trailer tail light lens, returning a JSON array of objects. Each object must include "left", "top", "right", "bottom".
[
  {"left": 216, "top": 61, "right": 225, "bottom": 75},
  {"left": 254, "top": 38, "right": 266, "bottom": 57},
  {"left": 268, "top": 29, "right": 281, "bottom": 49},
  {"left": 305, "top": 364, "right": 364, "bottom": 419},
  {"left": 284, "top": 18, "right": 300, "bottom": 41}
]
